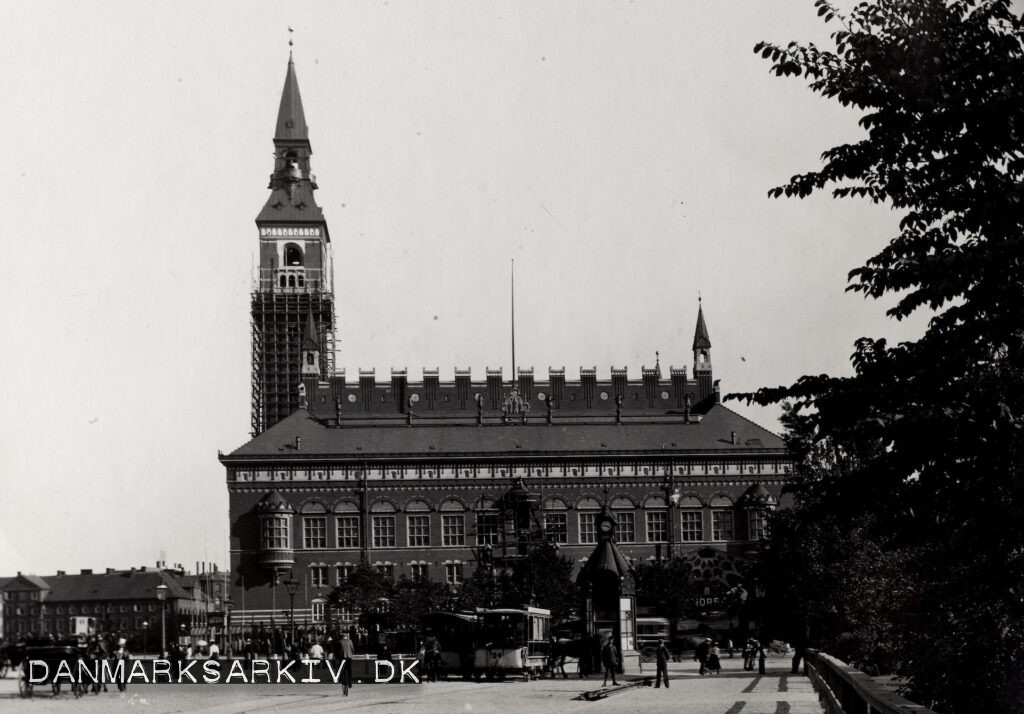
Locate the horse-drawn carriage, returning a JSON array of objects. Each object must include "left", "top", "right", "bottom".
[{"left": 17, "top": 644, "right": 89, "bottom": 699}]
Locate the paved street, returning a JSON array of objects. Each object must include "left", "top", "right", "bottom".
[{"left": 0, "top": 655, "right": 822, "bottom": 713}]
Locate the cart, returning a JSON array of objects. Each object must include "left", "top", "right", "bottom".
[{"left": 18, "top": 645, "right": 87, "bottom": 699}]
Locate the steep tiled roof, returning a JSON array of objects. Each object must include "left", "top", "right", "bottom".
[
  {"left": 2, "top": 574, "right": 50, "bottom": 591},
  {"left": 224, "top": 404, "right": 784, "bottom": 460}
]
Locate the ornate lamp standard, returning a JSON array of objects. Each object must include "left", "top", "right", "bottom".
[
  {"left": 142, "top": 620, "right": 150, "bottom": 657},
  {"left": 283, "top": 576, "right": 300, "bottom": 646},
  {"left": 156, "top": 584, "right": 168, "bottom": 657}
]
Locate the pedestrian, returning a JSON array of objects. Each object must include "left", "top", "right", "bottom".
[
  {"left": 308, "top": 639, "right": 325, "bottom": 668},
  {"left": 600, "top": 636, "right": 619, "bottom": 687},
  {"left": 707, "top": 644, "right": 722, "bottom": 675},
  {"left": 654, "top": 638, "right": 670, "bottom": 689},
  {"left": 743, "top": 639, "right": 755, "bottom": 671},
  {"left": 725, "top": 637, "right": 734, "bottom": 658},
  {"left": 207, "top": 640, "right": 221, "bottom": 660},
  {"left": 429, "top": 637, "right": 442, "bottom": 681},
  {"left": 695, "top": 637, "right": 711, "bottom": 676},
  {"left": 756, "top": 640, "right": 767, "bottom": 675},
  {"left": 339, "top": 632, "right": 355, "bottom": 696},
  {"left": 113, "top": 637, "right": 130, "bottom": 692}
]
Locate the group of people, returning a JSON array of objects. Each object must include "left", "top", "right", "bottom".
[
  {"left": 694, "top": 637, "right": 723, "bottom": 676},
  {"left": 742, "top": 638, "right": 768, "bottom": 674}
]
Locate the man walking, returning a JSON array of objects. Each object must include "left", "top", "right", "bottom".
[
  {"left": 339, "top": 632, "right": 355, "bottom": 696},
  {"left": 695, "top": 637, "right": 711, "bottom": 676},
  {"left": 600, "top": 636, "right": 619, "bottom": 687},
  {"left": 654, "top": 638, "right": 670, "bottom": 689}
]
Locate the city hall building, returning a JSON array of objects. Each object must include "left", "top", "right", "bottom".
[{"left": 220, "top": 55, "right": 791, "bottom": 625}]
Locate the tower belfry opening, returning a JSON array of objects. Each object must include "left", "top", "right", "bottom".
[{"left": 250, "top": 54, "right": 336, "bottom": 436}]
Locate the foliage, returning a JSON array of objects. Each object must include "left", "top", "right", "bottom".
[
  {"left": 327, "top": 564, "right": 395, "bottom": 629},
  {"left": 739, "top": 2, "right": 1024, "bottom": 711},
  {"left": 391, "top": 576, "right": 451, "bottom": 631},
  {"left": 502, "top": 545, "right": 578, "bottom": 622},
  {"left": 633, "top": 557, "right": 698, "bottom": 623}
]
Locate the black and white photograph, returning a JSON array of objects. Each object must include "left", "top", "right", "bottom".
[{"left": 1, "top": 1, "right": 1022, "bottom": 712}]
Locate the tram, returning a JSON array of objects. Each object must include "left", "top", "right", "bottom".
[
  {"left": 421, "top": 611, "right": 480, "bottom": 679},
  {"left": 473, "top": 607, "right": 551, "bottom": 680}
]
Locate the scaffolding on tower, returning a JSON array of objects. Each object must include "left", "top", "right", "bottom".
[{"left": 250, "top": 284, "right": 335, "bottom": 436}]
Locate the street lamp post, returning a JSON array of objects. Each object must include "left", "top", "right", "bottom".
[
  {"left": 142, "top": 621, "right": 149, "bottom": 657},
  {"left": 224, "top": 596, "right": 234, "bottom": 658},
  {"left": 156, "top": 584, "right": 168, "bottom": 657},
  {"left": 283, "top": 576, "right": 300, "bottom": 647}
]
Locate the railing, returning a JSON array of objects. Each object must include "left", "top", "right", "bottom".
[{"left": 804, "top": 649, "right": 936, "bottom": 714}]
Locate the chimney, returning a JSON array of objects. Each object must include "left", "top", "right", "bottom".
[
  {"left": 423, "top": 368, "right": 439, "bottom": 410},
  {"left": 671, "top": 367, "right": 688, "bottom": 409},
  {"left": 329, "top": 370, "right": 346, "bottom": 401},
  {"left": 486, "top": 368, "right": 503, "bottom": 410},
  {"left": 517, "top": 367, "right": 534, "bottom": 398},
  {"left": 581, "top": 367, "right": 596, "bottom": 408},
  {"left": 359, "top": 369, "right": 375, "bottom": 411},
  {"left": 642, "top": 366, "right": 659, "bottom": 407},
  {"left": 80, "top": 568, "right": 92, "bottom": 575},
  {"left": 391, "top": 368, "right": 408, "bottom": 410},
  {"left": 106, "top": 568, "right": 115, "bottom": 574},
  {"left": 731, "top": 431, "right": 738, "bottom": 445},
  {"left": 611, "top": 367, "right": 627, "bottom": 399},
  {"left": 454, "top": 368, "right": 471, "bottom": 409},
  {"left": 548, "top": 367, "right": 565, "bottom": 408},
  {"left": 295, "top": 436, "right": 301, "bottom": 451},
  {"left": 56, "top": 570, "right": 66, "bottom": 576}
]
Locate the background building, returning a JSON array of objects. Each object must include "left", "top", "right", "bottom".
[
  {"left": 0, "top": 564, "right": 219, "bottom": 652},
  {"left": 222, "top": 57, "right": 791, "bottom": 626}
]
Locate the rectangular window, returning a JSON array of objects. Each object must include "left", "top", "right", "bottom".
[
  {"left": 336, "top": 564, "right": 353, "bottom": 583},
  {"left": 544, "top": 513, "right": 568, "bottom": 544},
  {"left": 310, "top": 566, "right": 328, "bottom": 588},
  {"left": 476, "top": 513, "right": 500, "bottom": 546},
  {"left": 748, "top": 510, "right": 767, "bottom": 541},
  {"left": 712, "top": 510, "right": 734, "bottom": 541},
  {"left": 304, "top": 517, "right": 327, "bottom": 549},
  {"left": 442, "top": 515, "right": 465, "bottom": 546},
  {"left": 372, "top": 516, "right": 396, "bottom": 548},
  {"left": 263, "top": 516, "right": 290, "bottom": 549},
  {"left": 646, "top": 511, "right": 668, "bottom": 543},
  {"left": 409, "top": 563, "right": 429, "bottom": 581},
  {"left": 407, "top": 515, "right": 431, "bottom": 547},
  {"left": 579, "top": 513, "right": 597, "bottom": 544},
  {"left": 374, "top": 564, "right": 394, "bottom": 580},
  {"left": 311, "top": 601, "right": 325, "bottom": 623},
  {"left": 681, "top": 510, "right": 703, "bottom": 542},
  {"left": 445, "top": 563, "right": 463, "bottom": 585},
  {"left": 336, "top": 516, "right": 360, "bottom": 549},
  {"left": 615, "top": 512, "right": 635, "bottom": 543}
]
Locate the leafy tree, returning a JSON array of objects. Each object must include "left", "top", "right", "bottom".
[
  {"left": 740, "top": 2, "right": 1024, "bottom": 711},
  {"left": 633, "top": 556, "right": 697, "bottom": 624},
  {"left": 328, "top": 564, "right": 395, "bottom": 630},
  {"left": 453, "top": 564, "right": 499, "bottom": 612},
  {"left": 502, "top": 545, "right": 578, "bottom": 622},
  {"left": 391, "top": 576, "right": 451, "bottom": 631}
]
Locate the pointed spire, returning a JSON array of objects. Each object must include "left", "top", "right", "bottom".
[
  {"left": 275, "top": 54, "right": 308, "bottom": 143},
  {"left": 693, "top": 298, "right": 711, "bottom": 351},
  {"left": 302, "top": 308, "right": 319, "bottom": 352}
]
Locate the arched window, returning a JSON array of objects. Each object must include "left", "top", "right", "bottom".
[
  {"left": 279, "top": 275, "right": 287, "bottom": 288},
  {"left": 284, "top": 243, "right": 304, "bottom": 267},
  {"left": 288, "top": 275, "right": 296, "bottom": 288},
  {"left": 611, "top": 497, "right": 635, "bottom": 543}
]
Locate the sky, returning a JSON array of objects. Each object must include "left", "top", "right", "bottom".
[{"left": 0, "top": 1, "right": 931, "bottom": 576}]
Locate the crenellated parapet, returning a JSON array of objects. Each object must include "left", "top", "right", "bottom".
[{"left": 298, "top": 364, "right": 719, "bottom": 424}]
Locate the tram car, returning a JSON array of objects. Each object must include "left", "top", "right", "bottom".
[
  {"left": 473, "top": 607, "right": 551, "bottom": 680},
  {"left": 421, "top": 611, "right": 480, "bottom": 679}
]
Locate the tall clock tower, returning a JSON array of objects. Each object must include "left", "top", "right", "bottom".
[{"left": 250, "top": 54, "right": 336, "bottom": 435}]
